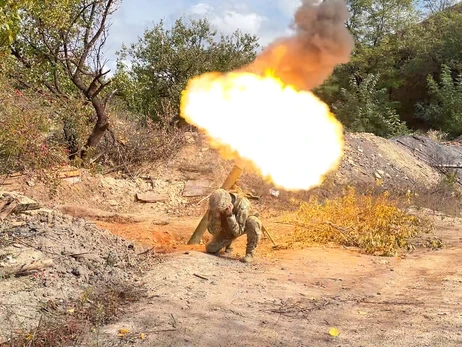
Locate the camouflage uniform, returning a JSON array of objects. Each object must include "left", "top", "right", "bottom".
[{"left": 206, "top": 189, "right": 262, "bottom": 262}]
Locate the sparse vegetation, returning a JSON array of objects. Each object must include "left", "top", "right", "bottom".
[
  {"left": 5, "top": 283, "right": 145, "bottom": 347},
  {"left": 0, "top": 73, "right": 68, "bottom": 174},
  {"left": 95, "top": 104, "right": 188, "bottom": 176},
  {"left": 287, "top": 187, "right": 434, "bottom": 256}
]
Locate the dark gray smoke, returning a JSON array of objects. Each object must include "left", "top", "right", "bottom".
[{"left": 243, "top": 0, "right": 354, "bottom": 91}]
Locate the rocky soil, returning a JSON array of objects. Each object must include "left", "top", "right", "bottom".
[
  {"left": 1, "top": 131, "right": 462, "bottom": 345},
  {"left": 0, "top": 198, "right": 158, "bottom": 341}
]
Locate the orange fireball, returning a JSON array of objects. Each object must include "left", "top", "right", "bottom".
[{"left": 180, "top": 70, "right": 344, "bottom": 191}]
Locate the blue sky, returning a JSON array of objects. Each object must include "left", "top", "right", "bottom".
[{"left": 104, "top": 0, "right": 301, "bottom": 72}]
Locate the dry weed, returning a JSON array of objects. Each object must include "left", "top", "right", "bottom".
[
  {"left": 5, "top": 283, "right": 145, "bottom": 347},
  {"left": 96, "top": 105, "right": 188, "bottom": 176},
  {"left": 287, "top": 187, "right": 434, "bottom": 256},
  {"left": 426, "top": 129, "right": 449, "bottom": 143}
]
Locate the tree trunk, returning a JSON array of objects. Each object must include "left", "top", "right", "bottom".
[{"left": 81, "top": 97, "right": 109, "bottom": 159}]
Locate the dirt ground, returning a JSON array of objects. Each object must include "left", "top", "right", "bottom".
[
  {"left": 1, "top": 133, "right": 462, "bottom": 346},
  {"left": 89, "top": 214, "right": 462, "bottom": 347}
]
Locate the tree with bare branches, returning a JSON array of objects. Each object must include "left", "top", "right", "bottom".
[
  {"left": 10, "top": 0, "right": 121, "bottom": 158},
  {"left": 420, "top": 0, "right": 458, "bottom": 14}
]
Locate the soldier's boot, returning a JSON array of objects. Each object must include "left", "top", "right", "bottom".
[
  {"left": 224, "top": 244, "right": 234, "bottom": 254},
  {"left": 242, "top": 216, "right": 262, "bottom": 263},
  {"left": 243, "top": 251, "right": 255, "bottom": 263}
]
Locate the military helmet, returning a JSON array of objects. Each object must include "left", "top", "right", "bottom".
[{"left": 209, "top": 188, "right": 232, "bottom": 212}]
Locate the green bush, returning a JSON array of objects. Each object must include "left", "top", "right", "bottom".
[
  {"left": 332, "top": 73, "right": 409, "bottom": 138},
  {"left": 416, "top": 64, "right": 462, "bottom": 139}
]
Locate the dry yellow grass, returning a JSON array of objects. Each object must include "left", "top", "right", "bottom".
[{"left": 287, "top": 187, "right": 434, "bottom": 256}]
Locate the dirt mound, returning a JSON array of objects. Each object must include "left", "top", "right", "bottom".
[
  {"left": 1, "top": 131, "right": 458, "bottom": 230},
  {"left": 0, "top": 201, "right": 153, "bottom": 339},
  {"left": 336, "top": 133, "right": 441, "bottom": 188},
  {"left": 393, "top": 134, "right": 462, "bottom": 182}
]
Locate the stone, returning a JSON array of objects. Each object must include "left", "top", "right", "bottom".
[
  {"left": 136, "top": 192, "right": 169, "bottom": 203},
  {"left": 1, "top": 192, "right": 40, "bottom": 217},
  {"left": 63, "top": 176, "right": 81, "bottom": 184},
  {"left": 184, "top": 132, "right": 196, "bottom": 144},
  {"left": 182, "top": 180, "right": 212, "bottom": 197}
]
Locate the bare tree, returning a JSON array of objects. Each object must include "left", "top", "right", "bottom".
[
  {"left": 10, "top": 0, "right": 121, "bottom": 158},
  {"left": 421, "top": 0, "right": 458, "bottom": 14}
]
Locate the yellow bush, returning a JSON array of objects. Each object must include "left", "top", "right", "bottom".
[{"left": 288, "top": 187, "right": 434, "bottom": 256}]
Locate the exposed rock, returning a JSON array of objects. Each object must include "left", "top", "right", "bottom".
[
  {"left": 393, "top": 135, "right": 462, "bottom": 182},
  {"left": 0, "top": 192, "right": 40, "bottom": 220},
  {"left": 136, "top": 192, "right": 169, "bottom": 203},
  {"left": 108, "top": 199, "right": 119, "bottom": 206},
  {"left": 182, "top": 180, "right": 212, "bottom": 197}
]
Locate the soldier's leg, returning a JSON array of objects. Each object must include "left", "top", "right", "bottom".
[
  {"left": 243, "top": 216, "right": 262, "bottom": 263},
  {"left": 206, "top": 233, "right": 236, "bottom": 254}
]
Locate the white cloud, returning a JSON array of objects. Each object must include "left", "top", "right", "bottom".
[
  {"left": 190, "top": 2, "right": 266, "bottom": 36},
  {"left": 190, "top": 3, "right": 212, "bottom": 15},
  {"left": 277, "top": 0, "right": 302, "bottom": 18},
  {"left": 104, "top": 0, "right": 296, "bottom": 72}
]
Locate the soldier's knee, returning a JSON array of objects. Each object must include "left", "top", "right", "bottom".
[
  {"left": 246, "top": 216, "right": 262, "bottom": 230},
  {"left": 246, "top": 216, "right": 262, "bottom": 236}
]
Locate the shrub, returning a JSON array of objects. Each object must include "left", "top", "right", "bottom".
[
  {"left": 0, "top": 77, "right": 67, "bottom": 174},
  {"left": 8, "top": 283, "right": 145, "bottom": 346},
  {"left": 287, "top": 187, "right": 434, "bottom": 256},
  {"left": 95, "top": 101, "right": 187, "bottom": 176},
  {"left": 416, "top": 64, "right": 462, "bottom": 139},
  {"left": 333, "top": 74, "right": 408, "bottom": 138}
]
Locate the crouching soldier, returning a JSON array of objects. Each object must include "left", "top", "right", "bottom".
[{"left": 206, "top": 188, "right": 262, "bottom": 263}]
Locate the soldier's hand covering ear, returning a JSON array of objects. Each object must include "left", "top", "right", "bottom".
[{"left": 223, "top": 203, "right": 234, "bottom": 216}]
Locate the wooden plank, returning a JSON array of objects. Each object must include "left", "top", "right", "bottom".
[{"left": 1, "top": 259, "right": 54, "bottom": 277}]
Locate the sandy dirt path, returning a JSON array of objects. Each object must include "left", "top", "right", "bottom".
[{"left": 91, "top": 216, "right": 462, "bottom": 347}]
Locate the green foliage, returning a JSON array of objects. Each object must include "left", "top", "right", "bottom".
[
  {"left": 393, "top": 8, "right": 462, "bottom": 122},
  {"left": 346, "top": 0, "right": 417, "bottom": 47},
  {"left": 0, "top": 0, "right": 29, "bottom": 47},
  {"left": 416, "top": 64, "right": 462, "bottom": 138},
  {"left": 116, "top": 17, "right": 259, "bottom": 121},
  {"left": 332, "top": 74, "right": 408, "bottom": 137},
  {"left": 318, "top": 1, "right": 462, "bottom": 135}
]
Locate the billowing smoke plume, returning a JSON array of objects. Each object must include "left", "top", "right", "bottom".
[{"left": 243, "top": 0, "right": 354, "bottom": 91}]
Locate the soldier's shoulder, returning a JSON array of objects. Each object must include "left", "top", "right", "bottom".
[{"left": 236, "top": 195, "right": 251, "bottom": 211}]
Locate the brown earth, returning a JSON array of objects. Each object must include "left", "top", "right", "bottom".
[
  {"left": 97, "top": 214, "right": 462, "bottom": 347},
  {"left": 1, "top": 132, "right": 462, "bottom": 346}
]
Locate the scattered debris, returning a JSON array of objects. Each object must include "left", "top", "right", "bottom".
[
  {"left": 1, "top": 258, "right": 54, "bottom": 277},
  {"left": 328, "top": 327, "right": 340, "bottom": 337},
  {"left": 56, "top": 168, "right": 81, "bottom": 179},
  {"left": 269, "top": 189, "right": 280, "bottom": 197},
  {"left": 193, "top": 273, "right": 209, "bottom": 281}
]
